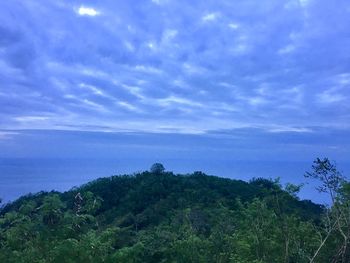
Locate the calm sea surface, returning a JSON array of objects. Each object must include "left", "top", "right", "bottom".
[{"left": 1, "top": 158, "right": 348, "bottom": 204}]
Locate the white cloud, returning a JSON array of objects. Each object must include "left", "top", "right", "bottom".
[
  {"left": 183, "top": 63, "right": 205, "bottom": 75},
  {"left": 218, "top": 82, "right": 237, "bottom": 88},
  {"left": 228, "top": 23, "right": 240, "bottom": 30},
  {"left": 157, "top": 96, "right": 203, "bottom": 107},
  {"left": 248, "top": 97, "right": 268, "bottom": 106},
  {"left": 81, "top": 99, "right": 109, "bottom": 113},
  {"left": 230, "top": 44, "right": 249, "bottom": 55},
  {"left": 281, "top": 86, "right": 304, "bottom": 104},
  {"left": 202, "top": 12, "right": 220, "bottom": 22},
  {"left": 172, "top": 79, "right": 190, "bottom": 89},
  {"left": 267, "top": 126, "right": 313, "bottom": 133},
  {"left": 134, "top": 65, "right": 162, "bottom": 75},
  {"left": 299, "top": 0, "right": 311, "bottom": 7},
  {"left": 335, "top": 73, "right": 350, "bottom": 85},
  {"left": 151, "top": 0, "right": 162, "bottom": 5},
  {"left": 124, "top": 41, "right": 135, "bottom": 52},
  {"left": 15, "top": 116, "right": 50, "bottom": 122},
  {"left": 121, "top": 84, "right": 146, "bottom": 100},
  {"left": 213, "top": 103, "right": 239, "bottom": 113},
  {"left": 162, "top": 29, "right": 178, "bottom": 42},
  {"left": 117, "top": 101, "right": 141, "bottom": 113},
  {"left": 79, "top": 83, "right": 104, "bottom": 96},
  {"left": 146, "top": 41, "right": 157, "bottom": 50},
  {"left": 77, "top": 6, "right": 100, "bottom": 16},
  {"left": 64, "top": 94, "right": 109, "bottom": 113},
  {"left": 278, "top": 44, "right": 296, "bottom": 54},
  {"left": 318, "top": 92, "right": 346, "bottom": 104}
]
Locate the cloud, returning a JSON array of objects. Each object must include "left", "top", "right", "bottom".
[
  {"left": 15, "top": 116, "right": 50, "bottom": 122},
  {"left": 151, "top": 0, "right": 164, "bottom": 5},
  {"left": 202, "top": 12, "right": 220, "bottom": 22},
  {"left": 79, "top": 83, "right": 106, "bottom": 96},
  {"left": 134, "top": 65, "right": 163, "bottom": 74},
  {"left": 0, "top": 0, "right": 349, "bottom": 135},
  {"left": 228, "top": 23, "right": 240, "bottom": 30},
  {"left": 278, "top": 44, "right": 296, "bottom": 54},
  {"left": 117, "top": 101, "right": 141, "bottom": 112},
  {"left": 267, "top": 126, "right": 313, "bottom": 133},
  {"left": 162, "top": 29, "right": 178, "bottom": 42},
  {"left": 183, "top": 63, "right": 206, "bottom": 75},
  {"left": 157, "top": 95, "right": 204, "bottom": 108},
  {"left": 76, "top": 6, "right": 100, "bottom": 16},
  {"left": 335, "top": 73, "right": 350, "bottom": 85},
  {"left": 317, "top": 91, "right": 346, "bottom": 104},
  {"left": 298, "top": 0, "right": 311, "bottom": 7}
]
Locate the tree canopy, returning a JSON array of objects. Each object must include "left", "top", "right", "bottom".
[
  {"left": 150, "top": 163, "right": 165, "bottom": 174},
  {"left": 0, "top": 159, "right": 348, "bottom": 262}
]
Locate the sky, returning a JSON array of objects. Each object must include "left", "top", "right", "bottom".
[{"left": 0, "top": 0, "right": 350, "bottom": 201}]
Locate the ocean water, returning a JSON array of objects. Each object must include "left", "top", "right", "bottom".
[{"left": 0, "top": 158, "right": 347, "bottom": 204}]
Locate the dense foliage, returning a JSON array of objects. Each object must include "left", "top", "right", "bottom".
[{"left": 0, "top": 158, "right": 349, "bottom": 262}]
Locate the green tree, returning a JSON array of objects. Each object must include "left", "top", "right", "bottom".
[
  {"left": 40, "top": 194, "right": 65, "bottom": 227},
  {"left": 306, "top": 158, "right": 350, "bottom": 263},
  {"left": 150, "top": 163, "right": 165, "bottom": 174}
]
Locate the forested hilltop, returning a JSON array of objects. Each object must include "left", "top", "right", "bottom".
[{"left": 0, "top": 159, "right": 349, "bottom": 262}]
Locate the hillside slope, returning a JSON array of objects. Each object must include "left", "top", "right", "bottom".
[{"left": 0, "top": 168, "right": 340, "bottom": 263}]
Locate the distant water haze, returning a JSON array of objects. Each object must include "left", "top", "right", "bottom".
[{"left": 0, "top": 130, "right": 349, "bottom": 204}]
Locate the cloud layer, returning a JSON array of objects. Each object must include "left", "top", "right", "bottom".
[{"left": 1, "top": 0, "right": 350, "bottom": 134}]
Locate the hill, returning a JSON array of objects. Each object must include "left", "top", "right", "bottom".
[{"left": 0, "top": 161, "right": 349, "bottom": 262}]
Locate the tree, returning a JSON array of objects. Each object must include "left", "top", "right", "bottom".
[
  {"left": 40, "top": 194, "right": 65, "bottom": 226},
  {"left": 305, "top": 158, "right": 350, "bottom": 263},
  {"left": 150, "top": 163, "right": 165, "bottom": 174},
  {"left": 0, "top": 166, "right": 333, "bottom": 262},
  {"left": 305, "top": 158, "right": 344, "bottom": 202}
]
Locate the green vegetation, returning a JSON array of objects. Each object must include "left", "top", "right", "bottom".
[{"left": 0, "top": 158, "right": 349, "bottom": 262}]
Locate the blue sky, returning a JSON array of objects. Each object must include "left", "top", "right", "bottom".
[{"left": 0, "top": 1, "right": 350, "bottom": 176}]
